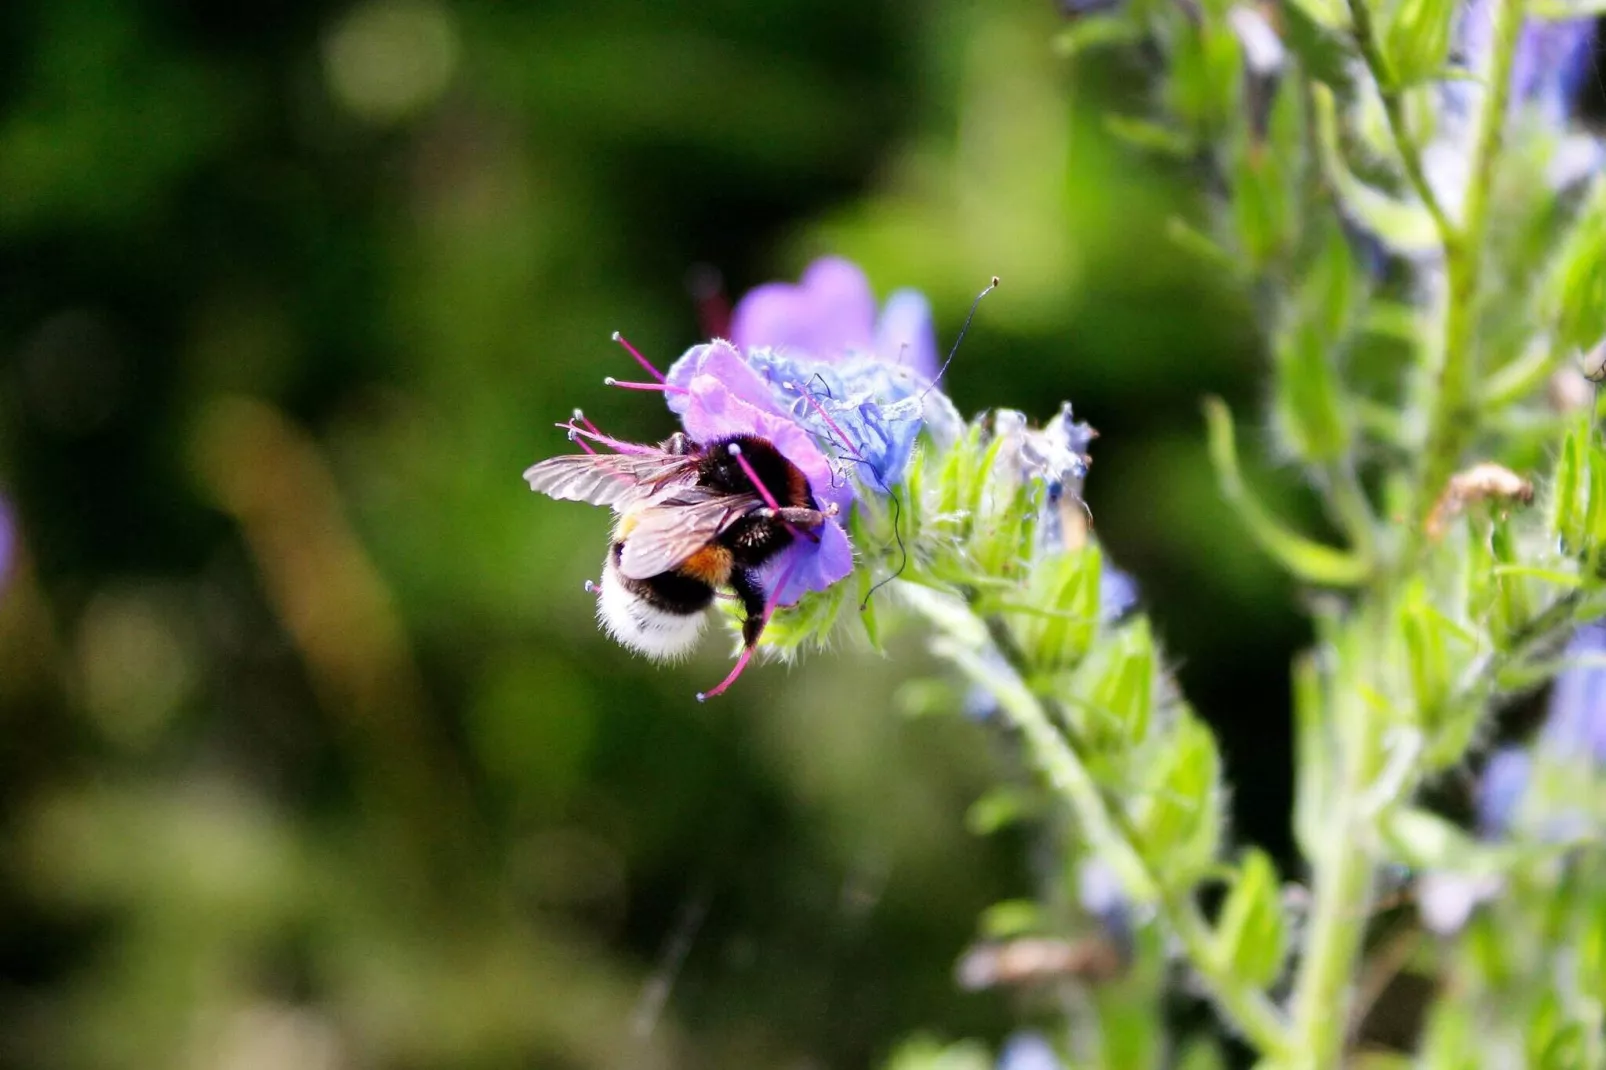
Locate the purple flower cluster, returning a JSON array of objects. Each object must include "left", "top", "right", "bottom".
[
  {"left": 1476, "top": 620, "right": 1606, "bottom": 836},
  {"left": 662, "top": 257, "right": 943, "bottom": 604}
]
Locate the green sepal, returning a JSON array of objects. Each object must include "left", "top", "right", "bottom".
[
  {"left": 1132, "top": 712, "right": 1223, "bottom": 885},
  {"left": 1210, "top": 848, "right": 1287, "bottom": 988}
]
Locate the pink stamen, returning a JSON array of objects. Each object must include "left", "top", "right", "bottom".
[
  {"left": 583, "top": 579, "right": 600, "bottom": 595},
  {"left": 785, "top": 381, "right": 864, "bottom": 460},
  {"left": 612, "top": 331, "right": 667, "bottom": 384},
  {"left": 696, "top": 559, "right": 801, "bottom": 702},
  {"left": 568, "top": 429, "right": 598, "bottom": 455},
  {"left": 572, "top": 408, "right": 600, "bottom": 435},
  {"left": 557, "top": 420, "right": 657, "bottom": 456},
  {"left": 729, "top": 442, "right": 823, "bottom": 544},
  {"left": 604, "top": 377, "right": 687, "bottom": 393},
  {"left": 728, "top": 443, "right": 783, "bottom": 511}
]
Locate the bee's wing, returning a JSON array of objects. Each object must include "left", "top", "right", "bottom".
[
  {"left": 616, "top": 490, "right": 764, "bottom": 580},
  {"left": 523, "top": 452, "right": 699, "bottom": 509}
]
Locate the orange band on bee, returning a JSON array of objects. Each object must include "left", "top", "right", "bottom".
[{"left": 679, "top": 543, "right": 734, "bottom": 585}]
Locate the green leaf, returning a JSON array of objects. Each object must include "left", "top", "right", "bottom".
[
  {"left": 1211, "top": 848, "right": 1287, "bottom": 987},
  {"left": 1550, "top": 422, "right": 1589, "bottom": 554},
  {"left": 1167, "top": 19, "right": 1243, "bottom": 138},
  {"left": 966, "top": 786, "right": 1039, "bottom": 836},
  {"left": 1382, "top": 0, "right": 1458, "bottom": 86},
  {"left": 1312, "top": 85, "right": 1442, "bottom": 255},
  {"left": 1016, "top": 547, "right": 1102, "bottom": 670},
  {"left": 1085, "top": 617, "right": 1156, "bottom": 747},
  {"left": 1133, "top": 713, "right": 1223, "bottom": 885},
  {"left": 1527, "top": 990, "right": 1587, "bottom": 1070},
  {"left": 1551, "top": 184, "right": 1606, "bottom": 353},
  {"left": 1104, "top": 115, "right": 1197, "bottom": 158},
  {"left": 1203, "top": 398, "right": 1371, "bottom": 585},
  {"left": 1053, "top": 13, "right": 1145, "bottom": 56},
  {"left": 979, "top": 898, "right": 1045, "bottom": 939}
]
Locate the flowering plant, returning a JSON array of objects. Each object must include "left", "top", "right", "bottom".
[{"left": 528, "top": 0, "right": 1606, "bottom": 1047}]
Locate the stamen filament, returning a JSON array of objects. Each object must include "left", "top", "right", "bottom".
[
  {"left": 557, "top": 420, "right": 656, "bottom": 455},
  {"left": 785, "top": 382, "right": 865, "bottom": 461},
  {"left": 728, "top": 443, "right": 783, "bottom": 512},
  {"left": 612, "top": 331, "right": 667, "bottom": 384},
  {"left": 603, "top": 377, "right": 687, "bottom": 393},
  {"left": 696, "top": 559, "right": 800, "bottom": 702}
]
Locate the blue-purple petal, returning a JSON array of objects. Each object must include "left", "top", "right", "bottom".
[
  {"left": 729, "top": 257, "right": 877, "bottom": 362},
  {"left": 997, "top": 1032, "right": 1063, "bottom": 1070},
  {"left": 873, "top": 289, "right": 940, "bottom": 381},
  {"left": 1540, "top": 619, "right": 1606, "bottom": 765},
  {"left": 1476, "top": 746, "right": 1532, "bottom": 836}
]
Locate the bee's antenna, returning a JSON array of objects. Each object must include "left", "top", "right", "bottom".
[
  {"left": 919, "top": 275, "right": 999, "bottom": 404},
  {"left": 612, "top": 331, "right": 668, "bottom": 384}
]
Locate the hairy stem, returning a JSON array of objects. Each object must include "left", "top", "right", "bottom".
[
  {"left": 1343, "top": 0, "right": 1460, "bottom": 251},
  {"left": 1285, "top": 1, "right": 1527, "bottom": 1062},
  {"left": 1411, "top": 0, "right": 1526, "bottom": 551},
  {"left": 937, "top": 609, "right": 1297, "bottom": 1062}
]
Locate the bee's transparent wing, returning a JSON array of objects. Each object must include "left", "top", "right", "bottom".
[
  {"left": 617, "top": 491, "right": 763, "bottom": 580},
  {"left": 523, "top": 452, "right": 699, "bottom": 509}
]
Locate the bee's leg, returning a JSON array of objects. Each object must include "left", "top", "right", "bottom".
[
  {"left": 764, "top": 501, "right": 841, "bottom": 530},
  {"left": 730, "top": 567, "right": 769, "bottom": 648}
]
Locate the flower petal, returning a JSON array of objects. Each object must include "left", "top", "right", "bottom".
[
  {"left": 665, "top": 339, "right": 779, "bottom": 416},
  {"left": 873, "top": 289, "right": 940, "bottom": 381},
  {"left": 730, "top": 257, "right": 877, "bottom": 361},
  {"left": 765, "top": 516, "right": 853, "bottom": 604}
]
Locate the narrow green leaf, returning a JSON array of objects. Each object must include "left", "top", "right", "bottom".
[{"left": 1203, "top": 398, "right": 1371, "bottom": 585}]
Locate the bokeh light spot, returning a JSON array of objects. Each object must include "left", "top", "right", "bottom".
[{"left": 322, "top": 0, "right": 459, "bottom": 124}]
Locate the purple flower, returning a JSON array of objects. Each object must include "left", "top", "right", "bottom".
[
  {"left": 665, "top": 340, "right": 855, "bottom": 605},
  {"left": 1538, "top": 620, "right": 1606, "bottom": 763},
  {"left": 1471, "top": 621, "right": 1606, "bottom": 840},
  {"left": 729, "top": 257, "right": 939, "bottom": 381},
  {"left": 678, "top": 258, "right": 946, "bottom": 489},
  {"left": 1475, "top": 746, "right": 1532, "bottom": 836},
  {"left": 997, "top": 1033, "right": 1063, "bottom": 1070},
  {"left": 1510, "top": 19, "right": 1597, "bottom": 125}
]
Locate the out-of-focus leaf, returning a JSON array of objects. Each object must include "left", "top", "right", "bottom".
[
  {"left": 1203, "top": 398, "right": 1371, "bottom": 585},
  {"left": 1211, "top": 848, "right": 1286, "bottom": 987},
  {"left": 980, "top": 898, "right": 1046, "bottom": 939},
  {"left": 1133, "top": 712, "right": 1222, "bottom": 885},
  {"left": 1383, "top": 0, "right": 1458, "bottom": 86}
]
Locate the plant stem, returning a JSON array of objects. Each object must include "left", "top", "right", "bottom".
[
  {"left": 939, "top": 611, "right": 1297, "bottom": 1063},
  {"left": 1411, "top": 0, "right": 1526, "bottom": 552},
  {"left": 1343, "top": 0, "right": 1460, "bottom": 252}
]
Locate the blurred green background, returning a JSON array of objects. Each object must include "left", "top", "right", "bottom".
[{"left": 0, "top": 0, "right": 1311, "bottom": 1065}]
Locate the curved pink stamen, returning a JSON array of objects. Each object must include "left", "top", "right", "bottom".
[
  {"left": 696, "top": 558, "right": 801, "bottom": 702},
  {"left": 612, "top": 331, "right": 667, "bottom": 384}
]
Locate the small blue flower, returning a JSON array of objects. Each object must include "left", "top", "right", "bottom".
[
  {"left": 1538, "top": 620, "right": 1606, "bottom": 764},
  {"left": 996, "top": 1032, "right": 1063, "bottom": 1070},
  {"left": 1475, "top": 746, "right": 1532, "bottom": 837}
]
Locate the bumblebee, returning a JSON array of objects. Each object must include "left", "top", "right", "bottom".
[{"left": 524, "top": 432, "right": 832, "bottom": 664}]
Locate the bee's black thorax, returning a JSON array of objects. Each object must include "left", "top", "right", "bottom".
[{"left": 697, "top": 435, "right": 816, "bottom": 511}]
